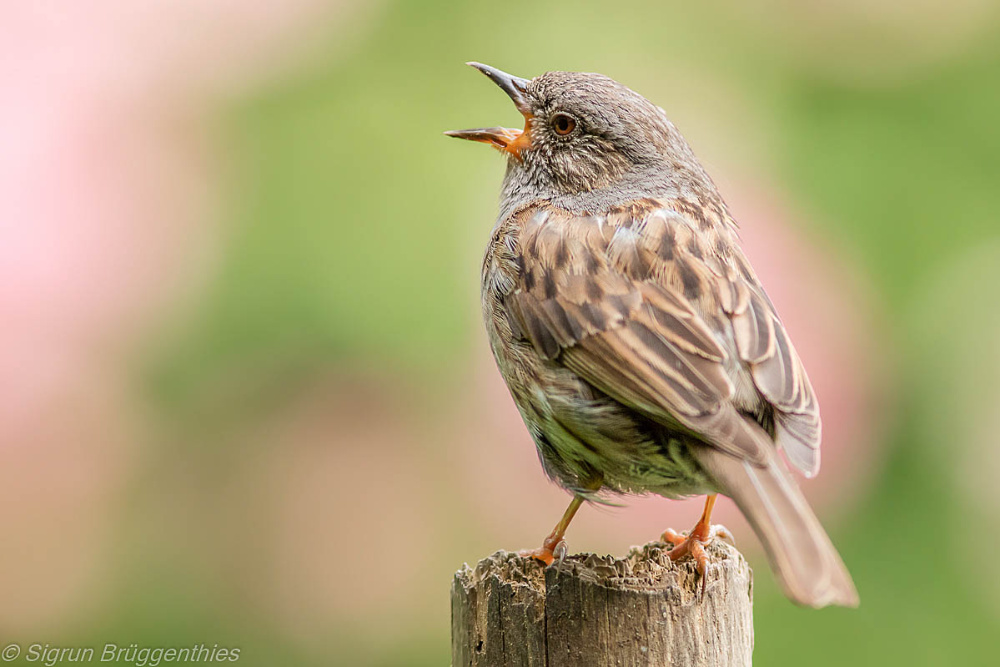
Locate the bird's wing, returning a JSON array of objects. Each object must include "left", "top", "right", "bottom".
[
  {"left": 716, "top": 219, "right": 822, "bottom": 476},
  {"left": 731, "top": 284, "right": 821, "bottom": 475},
  {"left": 504, "top": 199, "right": 820, "bottom": 474}
]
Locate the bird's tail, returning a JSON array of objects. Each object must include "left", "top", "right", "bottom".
[{"left": 694, "top": 446, "right": 859, "bottom": 608}]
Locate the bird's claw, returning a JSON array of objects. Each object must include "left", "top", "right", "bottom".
[
  {"left": 552, "top": 539, "right": 569, "bottom": 564},
  {"left": 660, "top": 524, "right": 733, "bottom": 598},
  {"left": 713, "top": 525, "right": 736, "bottom": 547},
  {"left": 518, "top": 538, "right": 568, "bottom": 567}
]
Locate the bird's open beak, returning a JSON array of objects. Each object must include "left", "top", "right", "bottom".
[{"left": 444, "top": 62, "right": 533, "bottom": 158}]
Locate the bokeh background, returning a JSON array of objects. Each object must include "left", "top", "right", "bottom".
[{"left": 3, "top": 1, "right": 1000, "bottom": 665}]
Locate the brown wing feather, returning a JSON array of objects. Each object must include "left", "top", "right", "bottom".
[
  {"left": 505, "top": 201, "right": 776, "bottom": 467},
  {"left": 727, "top": 278, "right": 822, "bottom": 476}
]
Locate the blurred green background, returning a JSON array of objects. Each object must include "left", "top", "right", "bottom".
[{"left": 3, "top": 1, "right": 1000, "bottom": 665}]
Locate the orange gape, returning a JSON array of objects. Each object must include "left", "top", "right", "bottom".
[{"left": 504, "top": 117, "right": 533, "bottom": 160}]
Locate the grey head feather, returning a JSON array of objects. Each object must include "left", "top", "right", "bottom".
[{"left": 498, "top": 71, "right": 721, "bottom": 221}]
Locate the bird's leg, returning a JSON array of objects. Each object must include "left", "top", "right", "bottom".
[
  {"left": 661, "top": 494, "right": 734, "bottom": 596},
  {"left": 519, "top": 495, "right": 585, "bottom": 566}
]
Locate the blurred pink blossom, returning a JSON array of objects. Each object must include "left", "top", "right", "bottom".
[{"left": 0, "top": 0, "right": 377, "bottom": 634}]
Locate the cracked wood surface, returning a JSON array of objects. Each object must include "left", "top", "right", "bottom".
[{"left": 451, "top": 541, "right": 753, "bottom": 666}]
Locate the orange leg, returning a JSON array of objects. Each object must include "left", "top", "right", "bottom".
[
  {"left": 520, "top": 495, "right": 585, "bottom": 566},
  {"left": 661, "top": 494, "right": 734, "bottom": 597}
]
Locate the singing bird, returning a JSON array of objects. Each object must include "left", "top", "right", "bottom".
[{"left": 446, "top": 63, "right": 858, "bottom": 608}]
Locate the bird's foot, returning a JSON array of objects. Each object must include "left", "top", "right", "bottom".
[
  {"left": 661, "top": 524, "right": 735, "bottom": 597},
  {"left": 518, "top": 537, "right": 568, "bottom": 566}
]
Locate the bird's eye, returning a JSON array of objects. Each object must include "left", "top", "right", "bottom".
[{"left": 551, "top": 113, "right": 576, "bottom": 136}]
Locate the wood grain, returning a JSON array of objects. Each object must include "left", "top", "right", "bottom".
[{"left": 452, "top": 541, "right": 753, "bottom": 666}]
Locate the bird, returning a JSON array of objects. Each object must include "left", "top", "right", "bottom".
[{"left": 445, "top": 62, "right": 858, "bottom": 608}]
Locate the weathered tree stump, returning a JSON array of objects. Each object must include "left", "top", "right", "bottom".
[{"left": 451, "top": 541, "right": 753, "bottom": 667}]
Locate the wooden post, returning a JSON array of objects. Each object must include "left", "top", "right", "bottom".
[{"left": 451, "top": 541, "right": 753, "bottom": 667}]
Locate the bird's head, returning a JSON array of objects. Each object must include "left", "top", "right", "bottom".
[{"left": 446, "top": 63, "right": 700, "bottom": 197}]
